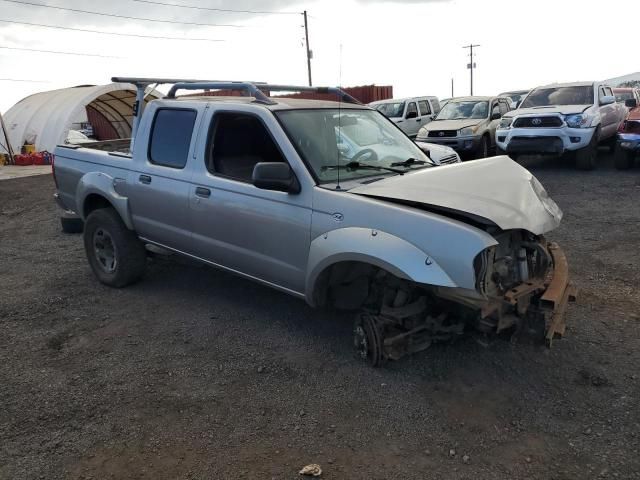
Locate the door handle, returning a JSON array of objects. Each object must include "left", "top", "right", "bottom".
[
  {"left": 139, "top": 174, "right": 152, "bottom": 185},
  {"left": 195, "top": 187, "right": 211, "bottom": 198},
  {"left": 416, "top": 118, "right": 422, "bottom": 122}
]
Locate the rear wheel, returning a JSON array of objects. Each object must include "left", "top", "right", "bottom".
[
  {"left": 575, "top": 130, "right": 598, "bottom": 170},
  {"left": 614, "top": 146, "right": 634, "bottom": 170},
  {"left": 83, "top": 208, "right": 146, "bottom": 287}
]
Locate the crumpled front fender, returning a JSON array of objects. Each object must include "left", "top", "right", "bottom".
[{"left": 305, "top": 227, "right": 456, "bottom": 306}]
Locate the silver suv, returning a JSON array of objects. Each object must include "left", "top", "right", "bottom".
[
  {"left": 53, "top": 78, "right": 575, "bottom": 365},
  {"left": 416, "top": 96, "right": 512, "bottom": 158}
]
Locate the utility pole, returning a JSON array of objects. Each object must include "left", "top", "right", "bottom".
[
  {"left": 451, "top": 78, "right": 454, "bottom": 97},
  {"left": 303, "top": 11, "right": 312, "bottom": 86},
  {"left": 462, "top": 44, "right": 480, "bottom": 95}
]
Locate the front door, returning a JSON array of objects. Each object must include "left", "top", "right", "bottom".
[{"left": 189, "top": 108, "right": 312, "bottom": 294}]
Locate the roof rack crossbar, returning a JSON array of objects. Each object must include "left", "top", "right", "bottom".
[
  {"left": 166, "top": 82, "right": 277, "bottom": 105},
  {"left": 165, "top": 82, "right": 362, "bottom": 106}
]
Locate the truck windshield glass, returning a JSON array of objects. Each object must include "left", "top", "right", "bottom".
[
  {"left": 276, "top": 109, "right": 433, "bottom": 184},
  {"left": 374, "top": 102, "right": 405, "bottom": 118},
  {"left": 435, "top": 101, "right": 489, "bottom": 120},
  {"left": 520, "top": 86, "right": 593, "bottom": 108}
]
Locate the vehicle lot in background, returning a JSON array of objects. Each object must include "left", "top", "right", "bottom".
[
  {"left": 415, "top": 96, "right": 511, "bottom": 158},
  {"left": 2, "top": 151, "right": 639, "bottom": 479},
  {"left": 369, "top": 96, "right": 440, "bottom": 138}
]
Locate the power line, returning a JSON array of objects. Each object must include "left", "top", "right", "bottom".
[
  {"left": 131, "top": 0, "right": 301, "bottom": 15},
  {"left": 0, "top": 77, "right": 50, "bottom": 82},
  {"left": 0, "top": 18, "right": 224, "bottom": 42},
  {"left": 0, "top": 46, "right": 123, "bottom": 58},
  {"left": 0, "top": 0, "right": 245, "bottom": 28}
]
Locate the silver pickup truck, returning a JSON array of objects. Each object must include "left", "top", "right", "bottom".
[{"left": 53, "top": 77, "right": 576, "bottom": 365}]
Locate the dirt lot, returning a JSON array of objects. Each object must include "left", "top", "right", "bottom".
[{"left": 1, "top": 153, "right": 639, "bottom": 480}]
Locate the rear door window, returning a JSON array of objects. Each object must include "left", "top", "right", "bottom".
[{"left": 149, "top": 108, "right": 197, "bottom": 169}]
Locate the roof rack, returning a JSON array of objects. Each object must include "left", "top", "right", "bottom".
[
  {"left": 166, "top": 82, "right": 361, "bottom": 106},
  {"left": 110, "top": 77, "right": 361, "bottom": 150}
]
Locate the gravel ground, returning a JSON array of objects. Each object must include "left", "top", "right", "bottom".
[{"left": 1, "top": 152, "right": 639, "bottom": 479}]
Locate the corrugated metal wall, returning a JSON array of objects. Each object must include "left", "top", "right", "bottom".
[
  {"left": 275, "top": 85, "right": 393, "bottom": 104},
  {"left": 182, "top": 85, "right": 393, "bottom": 104}
]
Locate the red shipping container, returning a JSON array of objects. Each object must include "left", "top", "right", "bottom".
[{"left": 14, "top": 154, "right": 34, "bottom": 166}]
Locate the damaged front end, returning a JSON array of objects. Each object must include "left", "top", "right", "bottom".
[
  {"left": 353, "top": 231, "right": 577, "bottom": 367},
  {"left": 471, "top": 231, "right": 577, "bottom": 346}
]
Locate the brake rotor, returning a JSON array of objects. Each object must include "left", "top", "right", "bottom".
[{"left": 353, "top": 313, "right": 384, "bottom": 367}]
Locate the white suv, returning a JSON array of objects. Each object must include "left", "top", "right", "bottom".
[
  {"left": 496, "top": 82, "right": 627, "bottom": 170},
  {"left": 370, "top": 96, "right": 440, "bottom": 138}
]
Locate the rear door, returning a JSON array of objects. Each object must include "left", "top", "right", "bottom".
[
  {"left": 127, "top": 105, "right": 201, "bottom": 251},
  {"left": 188, "top": 105, "right": 313, "bottom": 294}
]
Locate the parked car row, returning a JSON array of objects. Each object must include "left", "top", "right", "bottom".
[
  {"left": 373, "top": 81, "right": 638, "bottom": 170},
  {"left": 371, "top": 95, "right": 513, "bottom": 159}
]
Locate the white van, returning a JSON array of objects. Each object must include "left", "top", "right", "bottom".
[{"left": 369, "top": 96, "right": 441, "bottom": 138}]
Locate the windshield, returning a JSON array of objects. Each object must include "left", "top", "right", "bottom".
[
  {"left": 520, "top": 86, "right": 593, "bottom": 108},
  {"left": 276, "top": 109, "right": 433, "bottom": 185},
  {"left": 435, "top": 101, "right": 488, "bottom": 120},
  {"left": 615, "top": 91, "right": 634, "bottom": 103},
  {"left": 374, "top": 102, "right": 405, "bottom": 118}
]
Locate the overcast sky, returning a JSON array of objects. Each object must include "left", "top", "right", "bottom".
[{"left": 0, "top": 0, "right": 638, "bottom": 112}]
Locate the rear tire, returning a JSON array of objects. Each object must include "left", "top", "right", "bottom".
[
  {"left": 576, "top": 130, "right": 598, "bottom": 170},
  {"left": 60, "top": 216, "right": 84, "bottom": 234},
  {"left": 83, "top": 208, "right": 146, "bottom": 287},
  {"left": 614, "top": 146, "right": 634, "bottom": 170}
]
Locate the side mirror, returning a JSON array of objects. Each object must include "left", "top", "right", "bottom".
[
  {"left": 625, "top": 98, "right": 638, "bottom": 109},
  {"left": 406, "top": 111, "right": 418, "bottom": 119},
  {"left": 515, "top": 100, "right": 522, "bottom": 109},
  {"left": 491, "top": 112, "right": 502, "bottom": 120},
  {"left": 252, "top": 162, "right": 300, "bottom": 194},
  {"left": 600, "top": 95, "right": 615, "bottom": 106}
]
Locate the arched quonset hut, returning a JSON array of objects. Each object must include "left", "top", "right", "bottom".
[{"left": 2, "top": 83, "right": 160, "bottom": 153}]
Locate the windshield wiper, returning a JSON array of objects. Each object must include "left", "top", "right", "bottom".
[
  {"left": 321, "top": 161, "right": 405, "bottom": 174},
  {"left": 390, "top": 157, "right": 429, "bottom": 168}
]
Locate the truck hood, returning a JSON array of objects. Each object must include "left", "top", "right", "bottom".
[
  {"left": 508, "top": 105, "right": 591, "bottom": 117},
  {"left": 425, "top": 119, "right": 483, "bottom": 131},
  {"left": 349, "top": 156, "right": 562, "bottom": 235}
]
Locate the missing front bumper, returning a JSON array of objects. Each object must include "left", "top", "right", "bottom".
[
  {"left": 540, "top": 243, "right": 577, "bottom": 346},
  {"left": 480, "top": 242, "right": 577, "bottom": 346}
]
